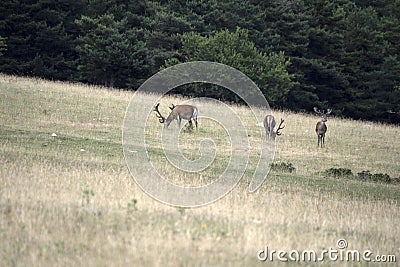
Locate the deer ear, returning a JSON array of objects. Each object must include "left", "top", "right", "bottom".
[{"left": 169, "top": 104, "right": 175, "bottom": 110}]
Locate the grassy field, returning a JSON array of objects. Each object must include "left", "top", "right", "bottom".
[{"left": 0, "top": 74, "right": 399, "bottom": 266}]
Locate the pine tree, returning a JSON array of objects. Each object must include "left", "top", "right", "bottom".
[{"left": 75, "top": 14, "right": 149, "bottom": 88}]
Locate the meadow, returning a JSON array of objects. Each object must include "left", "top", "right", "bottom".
[{"left": 0, "top": 74, "right": 399, "bottom": 266}]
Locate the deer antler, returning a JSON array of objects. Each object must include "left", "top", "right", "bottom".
[
  {"left": 154, "top": 103, "right": 165, "bottom": 123},
  {"left": 314, "top": 107, "right": 332, "bottom": 115},
  {"left": 314, "top": 107, "right": 322, "bottom": 115},
  {"left": 275, "top": 118, "right": 285, "bottom": 136}
]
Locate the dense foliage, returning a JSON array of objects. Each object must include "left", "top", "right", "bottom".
[
  {"left": 0, "top": 0, "right": 399, "bottom": 123},
  {"left": 164, "top": 28, "right": 293, "bottom": 105}
]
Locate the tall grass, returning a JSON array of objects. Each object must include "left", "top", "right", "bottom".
[{"left": 0, "top": 74, "right": 399, "bottom": 266}]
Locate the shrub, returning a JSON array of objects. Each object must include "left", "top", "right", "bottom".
[
  {"left": 357, "top": 170, "right": 372, "bottom": 181},
  {"left": 127, "top": 198, "right": 138, "bottom": 213},
  {"left": 370, "top": 173, "right": 391, "bottom": 184},
  {"left": 392, "top": 177, "right": 400, "bottom": 184},
  {"left": 323, "top": 168, "right": 353, "bottom": 178},
  {"left": 270, "top": 162, "right": 296, "bottom": 173},
  {"left": 358, "top": 170, "right": 393, "bottom": 184}
]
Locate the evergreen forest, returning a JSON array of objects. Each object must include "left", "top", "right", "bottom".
[{"left": 1, "top": 0, "right": 399, "bottom": 123}]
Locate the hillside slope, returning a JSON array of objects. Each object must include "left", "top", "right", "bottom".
[{"left": 0, "top": 74, "right": 399, "bottom": 266}]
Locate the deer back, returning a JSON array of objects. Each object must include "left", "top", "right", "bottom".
[
  {"left": 167, "top": 105, "right": 197, "bottom": 121},
  {"left": 263, "top": 115, "right": 276, "bottom": 133}
]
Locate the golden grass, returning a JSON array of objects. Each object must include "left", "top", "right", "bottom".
[
  {"left": 271, "top": 110, "right": 400, "bottom": 177},
  {"left": 0, "top": 74, "right": 399, "bottom": 266}
]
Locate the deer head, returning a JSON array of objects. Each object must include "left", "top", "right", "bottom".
[{"left": 314, "top": 107, "right": 332, "bottom": 122}]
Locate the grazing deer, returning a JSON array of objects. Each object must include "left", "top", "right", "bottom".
[
  {"left": 263, "top": 115, "right": 285, "bottom": 140},
  {"left": 154, "top": 103, "right": 198, "bottom": 129},
  {"left": 314, "top": 107, "right": 332, "bottom": 147}
]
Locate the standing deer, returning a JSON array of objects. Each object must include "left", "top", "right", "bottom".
[
  {"left": 154, "top": 103, "right": 198, "bottom": 129},
  {"left": 263, "top": 115, "right": 285, "bottom": 140},
  {"left": 314, "top": 107, "right": 332, "bottom": 147}
]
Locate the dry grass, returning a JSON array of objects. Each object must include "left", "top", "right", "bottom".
[
  {"left": 272, "top": 110, "right": 400, "bottom": 177},
  {"left": 0, "top": 74, "right": 399, "bottom": 266}
]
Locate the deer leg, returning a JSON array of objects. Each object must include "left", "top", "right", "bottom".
[
  {"left": 188, "top": 120, "right": 193, "bottom": 128},
  {"left": 177, "top": 116, "right": 181, "bottom": 128},
  {"left": 194, "top": 118, "right": 198, "bottom": 129}
]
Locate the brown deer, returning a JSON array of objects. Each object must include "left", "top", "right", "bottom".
[
  {"left": 263, "top": 115, "right": 285, "bottom": 140},
  {"left": 314, "top": 107, "right": 332, "bottom": 147},
  {"left": 154, "top": 103, "right": 198, "bottom": 129}
]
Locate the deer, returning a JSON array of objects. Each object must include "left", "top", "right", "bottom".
[
  {"left": 154, "top": 103, "right": 198, "bottom": 129},
  {"left": 263, "top": 115, "right": 285, "bottom": 140},
  {"left": 314, "top": 107, "right": 332, "bottom": 147}
]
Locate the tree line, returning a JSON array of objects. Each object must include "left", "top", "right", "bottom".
[{"left": 0, "top": 0, "right": 399, "bottom": 123}]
